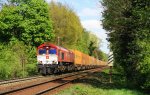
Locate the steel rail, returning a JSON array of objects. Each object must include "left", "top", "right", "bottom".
[
  {"left": 35, "top": 68, "right": 103, "bottom": 95},
  {"left": 0, "top": 76, "right": 43, "bottom": 85},
  {"left": 0, "top": 68, "right": 104, "bottom": 95},
  {"left": 35, "top": 74, "right": 87, "bottom": 95}
]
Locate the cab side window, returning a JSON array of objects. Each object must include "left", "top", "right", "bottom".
[{"left": 62, "top": 53, "right": 64, "bottom": 60}]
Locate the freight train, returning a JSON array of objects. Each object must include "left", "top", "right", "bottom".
[{"left": 37, "top": 42, "right": 106, "bottom": 75}]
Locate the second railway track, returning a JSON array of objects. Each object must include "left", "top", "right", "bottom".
[
  {"left": 0, "top": 67, "right": 106, "bottom": 95},
  {"left": 0, "top": 76, "right": 43, "bottom": 85}
]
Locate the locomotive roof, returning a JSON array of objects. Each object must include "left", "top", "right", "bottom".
[{"left": 38, "top": 42, "right": 73, "bottom": 53}]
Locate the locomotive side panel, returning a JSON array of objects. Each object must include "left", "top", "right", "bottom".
[
  {"left": 58, "top": 49, "right": 67, "bottom": 63},
  {"left": 58, "top": 48, "right": 74, "bottom": 64},
  {"left": 67, "top": 51, "right": 74, "bottom": 63}
]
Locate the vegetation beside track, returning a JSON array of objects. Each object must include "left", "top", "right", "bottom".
[
  {"left": 102, "top": 0, "right": 150, "bottom": 90},
  {"left": 0, "top": 41, "right": 38, "bottom": 79},
  {"left": 56, "top": 69, "right": 148, "bottom": 95}
]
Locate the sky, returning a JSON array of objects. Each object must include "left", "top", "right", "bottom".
[{"left": 46, "top": 0, "right": 110, "bottom": 53}]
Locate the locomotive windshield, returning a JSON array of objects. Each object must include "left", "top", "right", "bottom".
[
  {"left": 49, "top": 48, "right": 56, "bottom": 54},
  {"left": 39, "top": 49, "right": 46, "bottom": 55}
]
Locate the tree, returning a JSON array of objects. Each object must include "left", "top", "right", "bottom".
[
  {"left": 75, "top": 29, "right": 90, "bottom": 54},
  {"left": 88, "top": 32, "right": 101, "bottom": 56},
  {"left": 49, "top": 2, "right": 83, "bottom": 48},
  {"left": 94, "top": 49, "right": 107, "bottom": 61},
  {"left": 0, "top": 0, "right": 54, "bottom": 46},
  {"left": 102, "top": 0, "right": 150, "bottom": 90}
]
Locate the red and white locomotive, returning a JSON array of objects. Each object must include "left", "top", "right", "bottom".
[{"left": 37, "top": 42, "right": 74, "bottom": 74}]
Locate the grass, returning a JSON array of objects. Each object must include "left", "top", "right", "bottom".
[
  {"left": 56, "top": 69, "right": 148, "bottom": 95},
  {"left": 56, "top": 84, "right": 145, "bottom": 95}
]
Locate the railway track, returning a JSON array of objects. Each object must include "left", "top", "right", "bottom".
[
  {"left": 0, "top": 67, "right": 106, "bottom": 95},
  {"left": 0, "top": 76, "right": 43, "bottom": 85}
]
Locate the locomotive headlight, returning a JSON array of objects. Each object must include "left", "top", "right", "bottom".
[
  {"left": 52, "top": 60, "right": 56, "bottom": 64},
  {"left": 38, "top": 61, "right": 42, "bottom": 64}
]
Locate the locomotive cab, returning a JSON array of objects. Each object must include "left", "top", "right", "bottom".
[
  {"left": 37, "top": 47, "right": 58, "bottom": 65},
  {"left": 37, "top": 42, "right": 75, "bottom": 75}
]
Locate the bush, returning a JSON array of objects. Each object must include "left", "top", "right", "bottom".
[
  {"left": 0, "top": 44, "right": 22, "bottom": 79},
  {"left": 26, "top": 63, "right": 38, "bottom": 76},
  {"left": 0, "top": 40, "right": 38, "bottom": 79}
]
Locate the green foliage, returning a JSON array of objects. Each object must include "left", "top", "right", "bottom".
[
  {"left": 0, "top": 39, "right": 37, "bottom": 79},
  {"left": 0, "top": 0, "right": 54, "bottom": 46},
  {"left": 26, "top": 63, "right": 37, "bottom": 76},
  {"left": 75, "top": 30, "right": 90, "bottom": 54},
  {"left": 0, "top": 0, "right": 54, "bottom": 79},
  {"left": 0, "top": 42, "right": 24, "bottom": 79},
  {"left": 102, "top": 0, "right": 150, "bottom": 90},
  {"left": 96, "top": 50, "right": 108, "bottom": 61},
  {"left": 49, "top": 2, "right": 83, "bottom": 48},
  {"left": 87, "top": 32, "right": 101, "bottom": 56}
]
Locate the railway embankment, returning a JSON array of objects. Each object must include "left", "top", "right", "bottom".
[{"left": 56, "top": 69, "right": 149, "bottom": 95}]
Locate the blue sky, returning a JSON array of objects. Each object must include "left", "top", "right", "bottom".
[{"left": 47, "top": 0, "right": 109, "bottom": 53}]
